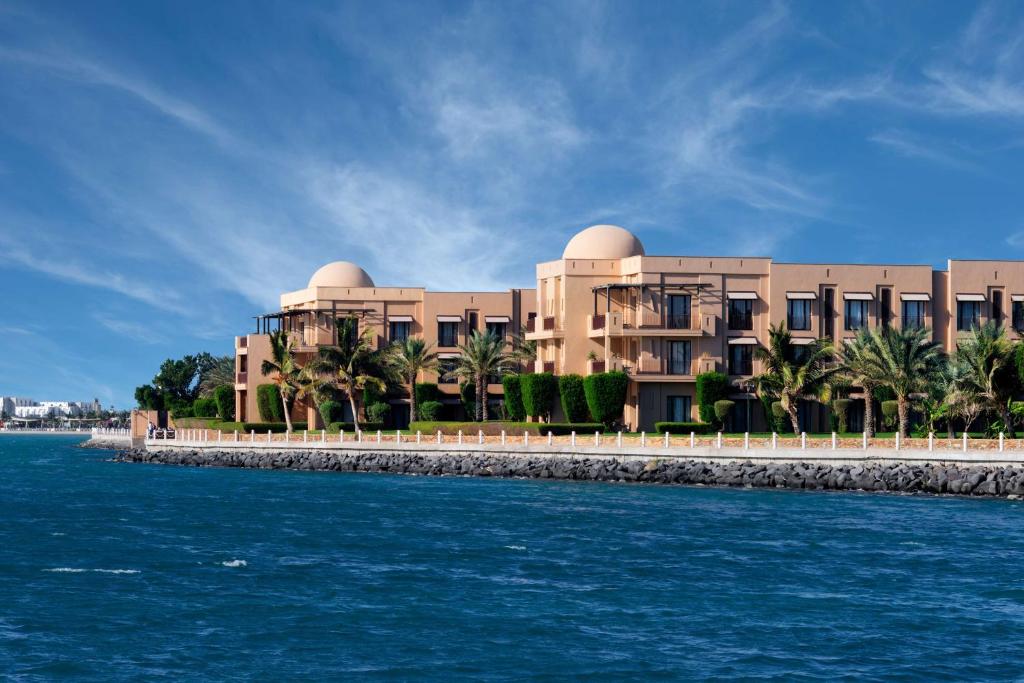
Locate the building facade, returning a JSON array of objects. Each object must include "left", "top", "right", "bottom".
[{"left": 236, "top": 224, "right": 1024, "bottom": 432}]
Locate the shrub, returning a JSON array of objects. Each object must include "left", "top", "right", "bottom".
[
  {"left": 521, "top": 372, "right": 558, "bottom": 421},
  {"left": 583, "top": 371, "right": 628, "bottom": 429},
  {"left": 256, "top": 384, "right": 284, "bottom": 422},
  {"left": 366, "top": 402, "right": 391, "bottom": 424},
  {"left": 415, "top": 383, "right": 442, "bottom": 406},
  {"left": 558, "top": 374, "right": 590, "bottom": 423},
  {"left": 881, "top": 400, "right": 899, "bottom": 429},
  {"left": 832, "top": 398, "right": 852, "bottom": 433},
  {"left": 318, "top": 400, "right": 345, "bottom": 426},
  {"left": 654, "top": 422, "right": 713, "bottom": 434},
  {"left": 171, "top": 404, "right": 193, "bottom": 419},
  {"left": 328, "top": 422, "right": 384, "bottom": 433},
  {"left": 241, "top": 422, "right": 308, "bottom": 433},
  {"left": 213, "top": 385, "right": 234, "bottom": 421},
  {"left": 771, "top": 401, "right": 786, "bottom": 420},
  {"left": 418, "top": 400, "right": 443, "bottom": 421},
  {"left": 408, "top": 421, "right": 603, "bottom": 436},
  {"left": 713, "top": 400, "right": 735, "bottom": 423},
  {"left": 460, "top": 382, "right": 477, "bottom": 419},
  {"left": 696, "top": 372, "right": 729, "bottom": 426},
  {"left": 193, "top": 397, "right": 218, "bottom": 418},
  {"left": 216, "top": 421, "right": 244, "bottom": 432},
  {"left": 501, "top": 375, "right": 526, "bottom": 421}
]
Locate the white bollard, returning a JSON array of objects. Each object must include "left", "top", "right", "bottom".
[
  {"left": 744, "top": 432, "right": 750, "bottom": 450},
  {"left": 358, "top": 430, "right": 362, "bottom": 443},
  {"left": 218, "top": 431, "right": 222, "bottom": 443},
  {"left": 303, "top": 430, "right": 307, "bottom": 443},
  {"left": 895, "top": 432, "right": 900, "bottom": 451},
  {"left": 617, "top": 431, "right": 622, "bottom": 448},
  {"left": 596, "top": 431, "right": 601, "bottom": 446},
  {"left": 267, "top": 430, "right": 271, "bottom": 443},
  {"left": 641, "top": 431, "right": 646, "bottom": 447},
  {"left": 1000, "top": 432, "right": 1005, "bottom": 452},
  {"left": 458, "top": 430, "right": 463, "bottom": 444},
  {"left": 478, "top": 430, "right": 483, "bottom": 445},
  {"left": 928, "top": 432, "right": 934, "bottom": 452},
  {"left": 377, "top": 430, "right": 382, "bottom": 444},
  {"left": 501, "top": 430, "right": 506, "bottom": 445},
  {"left": 831, "top": 432, "right": 836, "bottom": 450},
  {"left": 664, "top": 431, "right": 670, "bottom": 448},
  {"left": 800, "top": 432, "right": 806, "bottom": 450},
  {"left": 772, "top": 432, "right": 777, "bottom": 450},
  {"left": 571, "top": 431, "right": 576, "bottom": 447},
  {"left": 690, "top": 431, "right": 695, "bottom": 448},
  {"left": 717, "top": 432, "right": 722, "bottom": 449},
  {"left": 963, "top": 431, "right": 968, "bottom": 453},
  {"left": 397, "top": 430, "right": 401, "bottom": 444},
  {"left": 417, "top": 431, "right": 422, "bottom": 444},
  {"left": 235, "top": 431, "right": 239, "bottom": 442},
  {"left": 251, "top": 430, "right": 255, "bottom": 443},
  {"left": 548, "top": 431, "right": 553, "bottom": 446},
  {"left": 524, "top": 431, "right": 529, "bottom": 446},
  {"left": 437, "top": 430, "right": 442, "bottom": 444},
  {"left": 863, "top": 431, "right": 867, "bottom": 450}
]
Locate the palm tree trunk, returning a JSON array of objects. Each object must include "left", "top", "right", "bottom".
[
  {"left": 348, "top": 392, "right": 360, "bottom": 432},
  {"left": 279, "top": 388, "right": 293, "bottom": 433},
  {"left": 1001, "top": 404, "right": 1014, "bottom": 439},
  {"left": 480, "top": 376, "right": 489, "bottom": 422},
  {"left": 787, "top": 404, "right": 801, "bottom": 435},
  {"left": 863, "top": 387, "right": 875, "bottom": 437},
  {"left": 897, "top": 397, "right": 909, "bottom": 438},
  {"left": 475, "top": 372, "right": 484, "bottom": 421},
  {"left": 409, "top": 373, "right": 417, "bottom": 422}
]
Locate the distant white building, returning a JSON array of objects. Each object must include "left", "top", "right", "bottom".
[{"left": 1, "top": 397, "right": 105, "bottom": 419}]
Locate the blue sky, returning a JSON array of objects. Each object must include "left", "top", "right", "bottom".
[{"left": 1, "top": 0, "right": 1023, "bottom": 408}]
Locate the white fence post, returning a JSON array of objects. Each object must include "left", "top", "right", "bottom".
[
  {"left": 963, "top": 431, "right": 968, "bottom": 453},
  {"left": 417, "top": 431, "right": 422, "bottom": 444},
  {"left": 478, "top": 430, "right": 484, "bottom": 445},
  {"left": 396, "top": 430, "right": 402, "bottom": 444},
  {"left": 377, "top": 430, "right": 382, "bottom": 444},
  {"left": 570, "top": 431, "right": 576, "bottom": 447},
  {"left": 928, "top": 431, "right": 934, "bottom": 452},
  {"left": 744, "top": 432, "right": 750, "bottom": 450},
  {"left": 664, "top": 431, "right": 670, "bottom": 448},
  {"left": 524, "top": 431, "right": 529, "bottom": 446},
  {"left": 458, "top": 430, "right": 463, "bottom": 444},
  {"left": 596, "top": 431, "right": 601, "bottom": 446},
  {"left": 640, "top": 431, "right": 646, "bottom": 447},
  {"left": 617, "top": 431, "right": 622, "bottom": 448},
  {"left": 772, "top": 432, "right": 777, "bottom": 450},
  {"left": 437, "top": 430, "right": 442, "bottom": 444},
  {"left": 862, "top": 431, "right": 867, "bottom": 450},
  {"left": 547, "top": 431, "right": 553, "bottom": 446},
  {"left": 303, "top": 430, "right": 307, "bottom": 443},
  {"left": 690, "top": 431, "right": 695, "bottom": 448},
  {"left": 1000, "top": 432, "right": 1005, "bottom": 452},
  {"left": 250, "top": 430, "right": 255, "bottom": 443},
  {"left": 267, "top": 430, "right": 271, "bottom": 444},
  {"left": 218, "top": 431, "right": 222, "bottom": 443},
  {"left": 831, "top": 432, "right": 836, "bottom": 450},
  {"left": 501, "top": 430, "right": 506, "bottom": 445},
  {"left": 895, "top": 432, "right": 901, "bottom": 451},
  {"left": 358, "top": 430, "right": 362, "bottom": 443},
  {"left": 234, "top": 431, "right": 239, "bottom": 442},
  {"left": 800, "top": 432, "right": 806, "bottom": 450},
  {"left": 716, "top": 432, "right": 722, "bottom": 449}
]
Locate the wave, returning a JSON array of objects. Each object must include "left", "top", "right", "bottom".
[
  {"left": 43, "top": 568, "right": 140, "bottom": 574},
  {"left": 221, "top": 559, "right": 247, "bottom": 568},
  {"left": 504, "top": 545, "right": 527, "bottom": 551}
]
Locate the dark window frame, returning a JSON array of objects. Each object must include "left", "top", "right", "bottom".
[
  {"left": 957, "top": 302, "right": 981, "bottom": 331},
  {"left": 728, "top": 299, "right": 754, "bottom": 331},
  {"left": 901, "top": 301, "right": 926, "bottom": 329},
  {"left": 844, "top": 300, "right": 869, "bottom": 331},
  {"left": 728, "top": 344, "right": 754, "bottom": 375},
  {"left": 438, "top": 321, "right": 460, "bottom": 347},
  {"left": 389, "top": 321, "right": 411, "bottom": 344},
  {"left": 667, "top": 294, "right": 692, "bottom": 329},
  {"left": 667, "top": 340, "right": 692, "bottom": 375},
  {"left": 787, "top": 299, "right": 811, "bottom": 331},
  {"left": 666, "top": 395, "right": 692, "bottom": 423}
]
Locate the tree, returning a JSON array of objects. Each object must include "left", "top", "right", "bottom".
[
  {"left": 522, "top": 372, "right": 559, "bottom": 422},
  {"left": 388, "top": 337, "right": 438, "bottom": 422},
  {"left": 835, "top": 329, "right": 885, "bottom": 437},
  {"left": 154, "top": 352, "right": 216, "bottom": 405},
  {"left": 445, "top": 331, "right": 512, "bottom": 421},
  {"left": 583, "top": 371, "right": 629, "bottom": 429},
  {"left": 308, "top": 316, "right": 387, "bottom": 431},
  {"left": 198, "top": 355, "right": 235, "bottom": 396},
  {"left": 953, "top": 322, "right": 1019, "bottom": 437},
  {"left": 510, "top": 324, "right": 538, "bottom": 372},
  {"left": 134, "top": 384, "right": 165, "bottom": 411},
  {"left": 260, "top": 330, "right": 301, "bottom": 432},
  {"left": 861, "top": 325, "right": 944, "bottom": 438},
  {"left": 754, "top": 323, "right": 839, "bottom": 434},
  {"left": 558, "top": 374, "right": 590, "bottom": 422},
  {"left": 502, "top": 375, "right": 526, "bottom": 420},
  {"left": 695, "top": 372, "right": 729, "bottom": 426}
]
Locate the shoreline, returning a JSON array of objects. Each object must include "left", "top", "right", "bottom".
[{"left": 115, "top": 447, "right": 1024, "bottom": 498}]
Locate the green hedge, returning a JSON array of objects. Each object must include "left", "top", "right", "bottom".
[
  {"left": 696, "top": 372, "right": 729, "bottom": 425},
  {"left": 583, "top": 371, "right": 628, "bottom": 428},
  {"left": 193, "top": 397, "right": 218, "bottom": 418},
  {"left": 215, "top": 421, "right": 244, "bottom": 432},
  {"left": 318, "top": 400, "right": 345, "bottom": 426},
  {"left": 501, "top": 375, "right": 526, "bottom": 421},
  {"left": 408, "top": 421, "right": 604, "bottom": 436},
  {"left": 418, "top": 400, "right": 443, "bottom": 421},
  {"left": 558, "top": 374, "right": 590, "bottom": 423},
  {"left": 214, "top": 385, "right": 234, "bottom": 421},
  {"left": 415, "top": 383, "right": 442, "bottom": 406},
  {"left": 654, "top": 422, "right": 714, "bottom": 434},
  {"left": 241, "top": 421, "right": 308, "bottom": 433},
  {"left": 256, "top": 384, "right": 283, "bottom": 422},
  {"left": 367, "top": 402, "right": 391, "bottom": 423},
  {"left": 521, "top": 372, "right": 557, "bottom": 420},
  {"left": 327, "top": 422, "right": 385, "bottom": 433}
]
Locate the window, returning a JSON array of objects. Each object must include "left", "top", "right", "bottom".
[
  {"left": 787, "top": 300, "right": 811, "bottom": 331},
  {"left": 485, "top": 322, "right": 507, "bottom": 339},
  {"left": 666, "top": 396, "right": 691, "bottom": 422},
  {"left": 957, "top": 302, "right": 981, "bottom": 331},
  {"left": 468, "top": 312, "right": 479, "bottom": 333},
  {"left": 993, "top": 291, "right": 1003, "bottom": 323},
  {"left": 728, "top": 344, "right": 753, "bottom": 375},
  {"left": 437, "top": 358, "right": 458, "bottom": 384},
  {"left": 667, "top": 295, "right": 691, "bottom": 329},
  {"left": 902, "top": 301, "right": 925, "bottom": 329},
  {"left": 389, "top": 321, "right": 410, "bottom": 344},
  {"left": 791, "top": 344, "right": 810, "bottom": 365},
  {"left": 438, "top": 321, "right": 459, "bottom": 347},
  {"left": 821, "top": 288, "right": 835, "bottom": 339},
  {"left": 844, "top": 300, "right": 869, "bottom": 330},
  {"left": 728, "top": 299, "right": 753, "bottom": 330},
  {"left": 668, "top": 341, "right": 691, "bottom": 375},
  {"left": 880, "top": 288, "right": 892, "bottom": 328},
  {"left": 1014, "top": 302, "right": 1024, "bottom": 332}
]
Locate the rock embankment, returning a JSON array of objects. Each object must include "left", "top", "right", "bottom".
[
  {"left": 81, "top": 437, "right": 134, "bottom": 450},
  {"left": 117, "top": 448, "right": 1024, "bottom": 497}
]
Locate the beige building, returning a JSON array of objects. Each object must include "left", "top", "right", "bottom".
[
  {"left": 236, "top": 224, "right": 1024, "bottom": 432},
  {"left": 235, "top": 261, "right": 535, "bottom": 427}
]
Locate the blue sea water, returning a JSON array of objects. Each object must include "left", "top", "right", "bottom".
[{"left": 3, "top": 436, "right": 1024, "bottom": 680}]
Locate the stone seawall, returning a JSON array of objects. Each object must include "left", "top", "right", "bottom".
[{"left": 118, "top": 448, "right": 1024, "bottom": 498}]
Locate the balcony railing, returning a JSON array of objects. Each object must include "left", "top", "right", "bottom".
[
  {"left": 543, "top": 316, "right": 556, "bottom": 331},
  {"left": 525, "top": 318, "right": 536, "bottom": 333},
  {"left": 728, "top": 314, "right": 754, "bottom": 331},
  {"left": 542, "top": 361, "right": 555, "bottom": 373},
  {"left": 729, "top": 360, "right": 754, "bottom": 376},
  {"left": 238, "top": 337, "right": 248, "bottom": 348},
  {"left": 666, "top": 314, "right": 695, "bottom": 330},
  {"left": 591, "top": 360, "right": 606, "bottom": 373},
  {"left": 591, "top": 314, "right": 606, "bottom": 330},
  {"left": 236, "top": 372, "right": 247, "bottom": 384}
]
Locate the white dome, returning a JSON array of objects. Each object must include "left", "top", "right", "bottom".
[
  {"left": 307, "top": 261, "right": 375, "bottom": 288},
  {"left": 562, "top": 224, "right": 645, "bottom": 260}
]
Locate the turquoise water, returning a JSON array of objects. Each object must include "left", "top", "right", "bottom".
[{"left": 3, "top": 436, "right": 1024, "bottom": 680}]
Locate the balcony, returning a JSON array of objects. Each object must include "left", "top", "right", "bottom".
[
  {"left": 543, "top": 361, "right": 555, "bottom": 373},
  {"left": 525, "top": 315, "right": 564, "bottom": 341},
  {"left": 589, "top": 310, "right": 713, "bottom": 337},
  {"left": 235, "top": 371, "right": 248, "bottom": 386},
  {"left": 525, "top": 317, "right": 535, "bottom": 333},
  {"left": 665, "top": 314, "right": 696, "bottom": 330}
]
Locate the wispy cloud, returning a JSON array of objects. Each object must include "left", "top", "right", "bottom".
[
  {"left": 868, "top": 129, "right": 982, "bottom": 172},
  {"left": 93, "top": 313, "right": 167, "bottom": 345}
]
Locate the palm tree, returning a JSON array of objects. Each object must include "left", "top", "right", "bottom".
[
  {"left": 260, "top": 329, "right": 301, "bottom": 432},
  {"left": 835, "top": 329, "right": 885, "bottom": 437},
  {"left": 445, "top": 331, "right": 512, "bottom": 421},
  {"left": 953, "top": 322, "right": 1018, "bottom": 437},
  {"left": 754, "top": 323, "right": 839, "bottom": 434},
  {"left": 308, "top": 316, "right": 387, "bottom": 431},
  {"left": 861, "top": 325, "right": 944, "bottom": 438},
  {"left": 294, "top": 364, "right": 333, "bottom": 427},
  {"left": 509, "top": 324, "right": 538, "bottom": 372},
  {"left": 198, "top": 355, "right": 235, "bottom": 396},
  {"left": 388, "top": 337, "right": 438, "bottom": 422}
]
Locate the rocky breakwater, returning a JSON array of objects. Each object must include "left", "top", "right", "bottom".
[{"left": 116, "top": 448, "right": 1024, "bottom": 498}]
